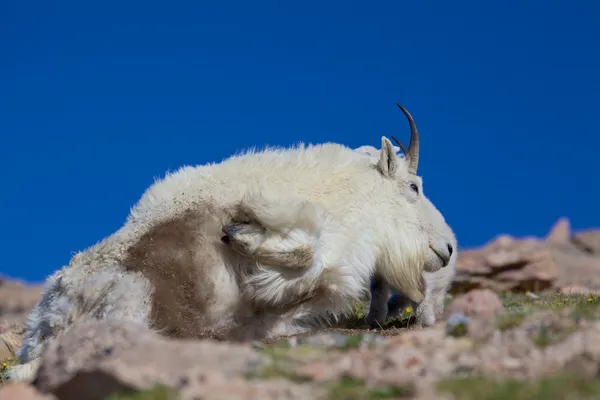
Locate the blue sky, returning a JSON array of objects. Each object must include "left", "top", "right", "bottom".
[{"left": 1, "top": 0, "right": 599, "bottom": 283}]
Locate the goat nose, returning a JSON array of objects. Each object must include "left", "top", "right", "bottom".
[{"left": 447, "top": 243, "right": 453, "bottom": 256}]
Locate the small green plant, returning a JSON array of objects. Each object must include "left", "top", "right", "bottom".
[
  {"left": 501, "top": 292, "right": 535, "bottom": 311},
  {"left": 529, "top": 321, "right": 577, "bottom": 349},
  {"left": 339, "top": 334, "right": 364, "bottom": 350},
  {"left": 447, "top": 321, "right": 468, "bottom": 337},
  {"left": 381, "top": 306, "right": 416, "bottom": 330},
  {"left": 446, "top": 313, "right": 470, "bottom": 337},
  {"left": 351, "top": 302, "right": 366, "bottom": 319},
  {"left": 0, "top": 360, "right": 16, "bottom": 384}
]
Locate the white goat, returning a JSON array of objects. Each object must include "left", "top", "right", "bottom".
[
  {"left": 354, "top": 145, "right": 457, "bottom": 327},
  {"left": 9, "top": 104, "right": 454, "bottom": 383}
]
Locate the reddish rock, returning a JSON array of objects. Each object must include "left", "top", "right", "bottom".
[
  {"left": 32, "top": 318, "right": 318, "bottom": 400},
  {"left": 0, "top": 277, "right": 40, "bottom": 363},
  {"left": 545, "top": 217, "right": 571, "bottom": 244},
  {"left": 0, "top": 383, "right": 55, "bottom": 400},
  {"left": 444, "top": 289, "right": 505, "bottom": 318},
  {"left": 572, "top": 229, "right": 600, "bottom": 255},
  {"left": 0, "top": 278, "right": 42, "bottom": 328},
  {"left": 451, "top": 219, "right": 600, "bottom": 294},
  {"left": 0, "top": 221, "right": 599, "bottom": 399},
  {"left": 0, "top": 331, "right": 23, "bottom": 363}
]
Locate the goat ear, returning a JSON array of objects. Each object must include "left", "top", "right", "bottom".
[{"left": 377, "top": 137, "right": 399, "bottom": 178}]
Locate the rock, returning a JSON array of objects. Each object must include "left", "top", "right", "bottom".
[
  {"left": 545, "top": 217, "right": 571, "bottom": 244},
  {"left": 0, "top": 383, "right": 55, "bottom": 400},
  {"left": 10, "top": 306, "right": 600, "bottom": 399},
  {"left": 0, "top": 331, "right": 23, "bottom": 363},
  {"left": 0, "top": 277, "right": 42, "bottom": 328},
  {"left": 452, "top": 219, "right": 600, "bottom": 294},
  {"left": 453, "top": 238, "right": 559, "bottom": 294},
  {"left": 466, "top": 316, "right": 498, "bottom": 341},
  {"left": 32, "top": 319, "right": 289, "bottom": 400},
  {"left": 572, "top": 229, "right": 600, "bottom": 255},
  {"left": 444, "top": 289, "right": 505, "bottom": 319},
  {"left": 3, "top": 222, "right": 600, "bottom": 398},
  {"left": 0, "top": 277, "right": 39, "bottom": 363},
  {"left": 0, "top": 322, "right": 25, "bottom": 335}
]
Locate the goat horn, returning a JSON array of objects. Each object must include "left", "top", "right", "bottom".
[
  {"left": 395, "top": 103, "right": 420, "bottom": 174},
  {"left": 390, "top": 136, "right": 409, "bottom": 158}
]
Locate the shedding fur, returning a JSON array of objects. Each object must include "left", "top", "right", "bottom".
[{"left": 11, "top": 110, "right": 453, "bottom": 383}]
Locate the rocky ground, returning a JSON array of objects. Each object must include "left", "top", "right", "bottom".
[{"left": 1, "top": 218, "right": 600, "bottom": 399}]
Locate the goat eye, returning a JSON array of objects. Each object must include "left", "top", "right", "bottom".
[{"left": 410, "top": 183, "right": 419, "bottom": 194}]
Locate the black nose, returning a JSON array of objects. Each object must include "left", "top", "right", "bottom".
[{"left": 447, "top": 243, "right": 453, "bottom": 256}]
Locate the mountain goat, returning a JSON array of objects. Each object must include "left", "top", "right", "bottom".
[
  {"left": 354, "top": 144, "right": 458, "bottom": 327},
  {"left": 9, "top": 104, "right": 454, "bottom": 383}
]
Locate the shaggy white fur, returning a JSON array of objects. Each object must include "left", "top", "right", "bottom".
[{"left": 11, "top": 122, "right": 453, "bottom": 383}]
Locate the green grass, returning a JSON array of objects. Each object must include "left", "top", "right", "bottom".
[
  {"left": 350, "top": 302, "right": 367, "bottom": 320},
  {"left": 344, "top": 301, "right": 417, "bottom": 330},
  {"left": 496, "top": 311, "right": 527, "bottom": 331},
  {"left": 246, "top": 342, "right": 318, "bottom": 383},
  {"left": 530, "top": 320, "right": 577, "bottom": 349},
  {"left": 437, "top": 374, "right": 600, "bottom": 400},
  {"left": 338, "top": 334, "right": 364, "bottom": 350},
  {"left": 380, "top": 305, "right": 417, "bottom": 330},
  {"left": 499, "top": 292, "right": 600, "bottom": 317},
  {"left": 343, "top": 292, "right": 600, "bottom": 338},
  {"left": 495, "top": 292, "right": 599, "bottom": 348}
]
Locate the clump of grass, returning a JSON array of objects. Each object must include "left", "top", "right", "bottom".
[
  {"left": 0, "top": 360, "right": 16, "bottom": 384},
  {"left": 446, "top": 313, "right": 470, "bottom": 337},
  {"left": 500, "top": 292, "right": 551, "bottom": 310},
  {"left": 104, "top": 385, "right": 179, "bottom": 400},
  {"left": 437, "top": 373, "right": 600, "bottom": 400},
  {"left": 351, "top": 302, "right": 367, "bottom": 319},
  {"left": 532, "top": 324, "right": 554, "bottom": 348},
  {"left": 530, "top": 320, "right": 577, "bottom": 349},
  {"left": 247, "top": 343, "right": 315, "bottom": 383},
  {"left": 569, "top": 295, "right": 600, "bottom": 321},
  {"left": 382, "top": 306, "right": 416, "bottom": 330},
  {"left": 339, "top": 334, "right": 364, "bottom": 350},
  {"left": 499, "top": 292, "right": 600, "bottom": 323},
  {"left": 495, "top": 292, "right": 600, "bottom": 349},
  {"left": 261, "top": 338, "right": 292, "bottom": 350},
  {"left": 498, "top": 292, "right": 595, "bottom": 348},
  {"left": 327, "top": 376, "right": 414, "bottom": 399},
  {"left": 496, "top": 311, "right": 527, "bottom": 331}
]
